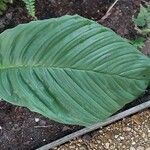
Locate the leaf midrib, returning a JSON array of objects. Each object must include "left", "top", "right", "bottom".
[{"left": 0, "top": 64, "right": 145, "bottom": 81}]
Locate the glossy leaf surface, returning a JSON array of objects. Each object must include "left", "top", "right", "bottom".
[{"left": 0, "top": 15, "right": 150, "bottom": 126}]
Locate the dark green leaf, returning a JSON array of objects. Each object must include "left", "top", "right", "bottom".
[{"left": 0, "top": 15, "right": 150, "bottom": 126}]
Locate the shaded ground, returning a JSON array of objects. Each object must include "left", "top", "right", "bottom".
[
  {"left": 0, "top": 0, "right": 149, "bottom": 149},
  {"left": 54, "top": 109, "right": 150, "bottom": 150}
]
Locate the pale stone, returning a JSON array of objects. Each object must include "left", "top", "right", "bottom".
[
  {"left": 132, "top": 142, "right": 136, "bottom": 145},
  {"left": 130, "top": 147, "right": 136, "bottom": 150},
  {"left": 120, "top": 136, "right": 125, "bottom": 140},
  {"left": 124, "top": 127, "right": 131, "bottom": 131},
  {"left": 137, "top": 146, "right": 145, "bottom": 150},
  {"left": 105, "top": 143, "right": 110, "bottom": 149},
  {"left": 35, "top": 118, "right": 40, "bottom": 122}
]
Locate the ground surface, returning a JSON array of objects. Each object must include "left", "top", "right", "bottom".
[
  {"left": 0, "top": 0, "right": 150, "bottom": 149},
  {"left": 54, "top": 109, "right": 150, "bottom": 150}
]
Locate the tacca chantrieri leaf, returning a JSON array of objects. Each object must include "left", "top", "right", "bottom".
[{"left": 0, "top": 15, "right": 150, "bottom": 126}]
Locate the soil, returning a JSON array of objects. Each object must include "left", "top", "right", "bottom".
[{"left": 0, "top": 0, "right": 149, "bottom": 149}]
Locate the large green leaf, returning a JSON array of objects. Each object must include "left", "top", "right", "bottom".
[{"left": 0, "top": 15, "right": 150, "bottom": 126}]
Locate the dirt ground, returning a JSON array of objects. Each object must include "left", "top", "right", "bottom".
[{"left": 0, "top": 0, "right": 150, "bottom": 149}]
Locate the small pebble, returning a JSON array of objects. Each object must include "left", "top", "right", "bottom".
[
  {"left": 35, "top": 118, "right": 40, "bottom": 122},
  {"left": 0, "top": 126, "right": 2, "bottom": 130},
  {"left": 120, "top": 136, "right": 124, "bottom": 140},
  {"left": 6, "top": 13, "right": 13, "bottom": 20},
  {"left": 105, "top": 143, "right": 110, "bottom": 149},
  {"left": 137, "top": 146, "right": 145, "bottom": 150},
  {"left": 142, "top": 133, "right": 146, "bottom": 138},
  {"left": 130, "top": 147, "right": 136, "bottom": 150},
  {"left": 39, "top": 120, "right": 46, "bottom": 126},
  {"left": 82, "top": 134, "right": 91, "bottom": 141},
  {"left": 69, "top": 145, "right": 76, "bottom": 149},
  {"left": 79, "top": 146, "right": 87, "bottom": 150},
  {"left": 124, "top": 127, "right": 131, "bottom": 131},
  {"left": 62, "top": 126, "right": 71, "bottom": 131},
  {"left": 132, "top": 142, "right": 136, "bottom": 145}
]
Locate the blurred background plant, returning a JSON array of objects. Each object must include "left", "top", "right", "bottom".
[
  {"left": 22, "top": 0, "right": 36, "bottom": 19},
  {"left": 0, "top": 0, "right": 13, "bottom": 15},
  {"left": 0, "top": 0, "right": 36, "bottom": 18},
  {"left": 133, "top": 3, "right": 150, "bottom": 35},
  {"left": 131, "top": 3, "right": 150, "bottom": 49}
]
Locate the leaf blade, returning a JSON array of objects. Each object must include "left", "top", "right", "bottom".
[{"left": 0, "top": 15, "right": 150, "bottom": 126}]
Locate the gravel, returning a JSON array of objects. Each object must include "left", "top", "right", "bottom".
[{"left": 53, "top": 109, "right": 150, "bottom": 150}]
